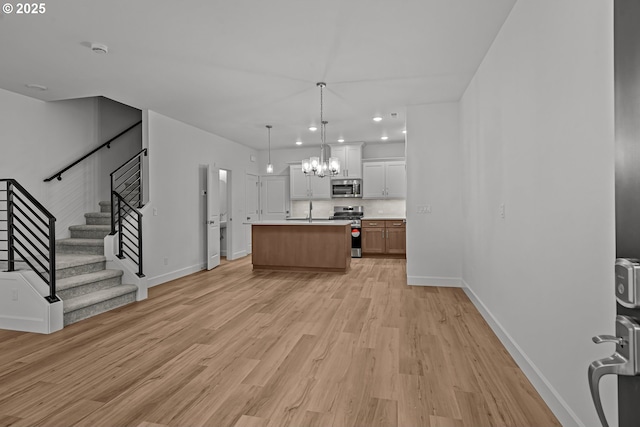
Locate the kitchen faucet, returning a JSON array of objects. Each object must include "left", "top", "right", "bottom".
[{"left": 308, "top": 200, "right": 313, "bottom": 223}]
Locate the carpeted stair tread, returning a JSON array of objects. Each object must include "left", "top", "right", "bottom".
[
  {"left": 99, "top": 201, "right": 112, "bottom": 213},
  {"left": 57, "top": 269, "right": 123, "bottom": 291},
  {"left": 63, "top": 284, "right": 138, "bottom": 314},
  {"left": 85, "top": 212, "right": 111, "bottom": 218},
  {"left": 69, "top": 224, "right": 111, "bottom": 232},
  {"left": 57, "top": 238, "right": 104, "bottom": 247},
  {"left": 56, "top": 254, "right": 107, "bottom": 270}
]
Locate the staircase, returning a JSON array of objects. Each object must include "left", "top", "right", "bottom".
[{"left": 55, "top": 201, "right": 137, "bottom": 326}]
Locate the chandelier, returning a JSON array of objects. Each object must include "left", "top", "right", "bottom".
[{"left": 302, "top": 82, "right": 340, "bottom": 177}]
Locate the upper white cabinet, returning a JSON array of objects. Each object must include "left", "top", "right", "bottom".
[
  {"left": 362, "top": 160, "right": 406, "bottom": 199},
  {"left": 329, "top": 143, "right": 363, "bottom": 178},
  {"left": 289, "top": 165, "right": 331, "bottom": 200}
]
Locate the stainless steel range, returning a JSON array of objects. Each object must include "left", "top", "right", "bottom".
[{"left": 330, "top": 206, "right": 364, "bottom": 258}]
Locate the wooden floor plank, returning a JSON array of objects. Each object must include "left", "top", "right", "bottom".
[{"left": 0, "top": 257, "right": 560, "bottom": 427}]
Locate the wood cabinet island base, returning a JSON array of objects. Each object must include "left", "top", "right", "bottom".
[{"left": 251, "top": 221, "right": 352, "bottom": 272}]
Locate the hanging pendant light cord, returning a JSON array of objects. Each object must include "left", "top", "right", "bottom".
[
  {"left": 267, "top": 125, "right": 271, "bottom": 164},
  {"left": 320, "top": 84, "right": 324, "bottom": 149}
]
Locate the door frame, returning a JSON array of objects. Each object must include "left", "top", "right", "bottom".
[
  {"left": 205, "top": 164, "right": 220, "bottom": 270},
  {"left": 220, "top": 168, "right": 234, "bottom": 261}
]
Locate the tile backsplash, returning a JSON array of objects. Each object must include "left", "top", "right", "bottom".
[{"left": 291, "top": 199, "right": 406, "bottom": 219}]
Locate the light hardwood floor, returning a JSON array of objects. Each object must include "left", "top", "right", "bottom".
[{"left": 0, "top": 257, "right": 560, "bottom": 427}]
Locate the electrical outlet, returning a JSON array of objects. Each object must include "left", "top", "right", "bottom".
[
  {"left": 163, "top": 257, "right": 168, "bottom": 266},
  {"left": 499, "top": 203, "right": 505, "bottom": 219},
  {"left": 11, "top": 289, "right": 18, "bottom": 301},
  {"left": 153, "top": 208, "right": 158, "bottom": 216},
  {"left": 417, "top": 205, "right": 432, "bottom": 214}
]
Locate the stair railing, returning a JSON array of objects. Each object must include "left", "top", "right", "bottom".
[
  {"left": 110, "top": 148, "right": 147, "bottom": 226},
  {"left": 0, "top": 179, "right": 60, "bottom": 303},
  {"left": 112, "top": 192, "right": 144, "bottom": 278},
  {"left": 44, "top": 120, "right": 142, "bottom": 182},
  {"left": 110, "top": 149, "right": 147, "bottom": 278}
]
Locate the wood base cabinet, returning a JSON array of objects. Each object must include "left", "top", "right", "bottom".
[{"left": 362, "top": 219, "right": 406, "bottom": 257}]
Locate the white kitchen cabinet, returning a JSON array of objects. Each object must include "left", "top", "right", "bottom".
[
  {"left": 385, "top": 161, "right": 407, "bottom": 198},
  {"left": 329, "top": 143, "right": 363, "bottom": 178},
  {"left": 362, "top": 160, "right": 406, "bottom": 199},
  {"left": 289, "top": 165, "right": 331, "bottom": 200}
]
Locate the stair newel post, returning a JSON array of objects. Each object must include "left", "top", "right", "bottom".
[
  {"left": 6, "top": 180, "right": 15, "bottom": 272},
  {"left": 137, "top": 155, "right": 142, "bottom": 209},
  {"left": 140, "top": 149, "right": 147, "bottom": 208},
  {"left": 117, "top": 195, "right": 124, "bottom": 259},
  {"left": 46, "top": 216, "right": 59, "bottom": 303},
  {"left": 110, "top": 178, "right": 115, "bottom": 235},
  {"left": 137, "top": 211, "right": 144, "bottom": 277}
]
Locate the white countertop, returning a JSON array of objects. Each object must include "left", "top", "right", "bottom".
[
  {"left": 248, "top": 220, "right": 352, "bottom": 226},
  {"left": 362, "top": 217, "right": 406, "bottom": 220}
]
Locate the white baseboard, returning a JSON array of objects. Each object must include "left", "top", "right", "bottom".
[
  {"left": 147, "top": 263, "right": 205, "bottom": 288},
  {"left": 407, "top": 275, "right": 462, "bottom": 287},
  {"left": 462, "top": 280, "right": 583, "bottom": 427},
  {"left": 230, "top": 250, "right": 247, "bottom": 261}
]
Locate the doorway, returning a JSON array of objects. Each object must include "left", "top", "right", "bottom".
[{"left": 219, "top": 169, "right": 233, "bottom": 261}]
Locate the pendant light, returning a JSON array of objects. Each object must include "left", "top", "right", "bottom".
[
  {"left": 266, "top": 125, "right": 274, "bottom": 174},
  {"left": 302, "top": 82, "right": 340, "bottom": 177}
]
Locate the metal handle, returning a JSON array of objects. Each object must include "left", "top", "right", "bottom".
[
  {"left": 589, "top": 353, "right": 628, "bottom": 427},
  {"left": 381, "top": 230, "right": 384, "bottom": 239},
  {"left": 386, "top": 229, "right": 389, "bottom": 238},
  {"left": 593, "top": 335, "right": 626, "bottom": 346},
  {"left": 588, "top": 316, "right": 640, "bottom": 427},
  {"left": 369, "top": 222, "right": 378, "bottom": 226}
]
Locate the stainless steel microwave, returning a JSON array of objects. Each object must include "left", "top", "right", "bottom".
[{"left": 331, "top": 179, "right": 362, "bottom": 198}]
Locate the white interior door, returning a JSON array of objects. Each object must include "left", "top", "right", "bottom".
[
  {"left": 260, "top": 175, "right": 290, "bottom": 220},
  {"left": 245, "top": 173, "right": 259, "bottom": 254},
  {"left": 206, "top": 164, "right": 220, "bottom": 270}
]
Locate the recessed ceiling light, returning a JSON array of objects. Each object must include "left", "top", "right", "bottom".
[
  {"left": 296, "top": 141, "right": 302, "bottom": 145},
  {"left": 91, "top": 43, "right": 109, "bottom": 54},
  {"left": 373, "top": 116, "right": 383, "bottom": 122},
  {"left": 402, "top": 130, "right": 407, "bottom": 134},
  {"left": 338, "top": 139, "right": 345, "bottom": 143},
  {"left": 381, "top": 136, "right": 389, "bottom": 141},
  {"left": 25, "top": 83, "right": 47, "bottom": 91},
  {"left": 309, "top": 126, "right": 317, "bottom": 132}
]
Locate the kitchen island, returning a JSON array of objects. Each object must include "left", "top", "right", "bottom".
[{"left": 251, "top": 220, "right": 352, "bottom": 272}]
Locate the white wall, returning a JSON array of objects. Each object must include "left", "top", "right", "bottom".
[
  {"left": 144, "top": 111, "right": 259, "bottom": 286},
  {"left": 0, "top": 89, "right": 142, "bottom": 238},
  {"left": 0, "top": 89, "right": 97, "bottom": 238},
  {"left": 459, "top": 1, "right": 615, "bottom": 426},
  {"left": 406, "top": 103, "right": 462, "bottom": 286},
  {"left": 96, "top": 97, "right": 142, "bottom": 202}
]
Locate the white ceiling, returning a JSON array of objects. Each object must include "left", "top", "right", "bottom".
[{"left": 0, "top": 0, "right": 515, "bottom": 150}]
